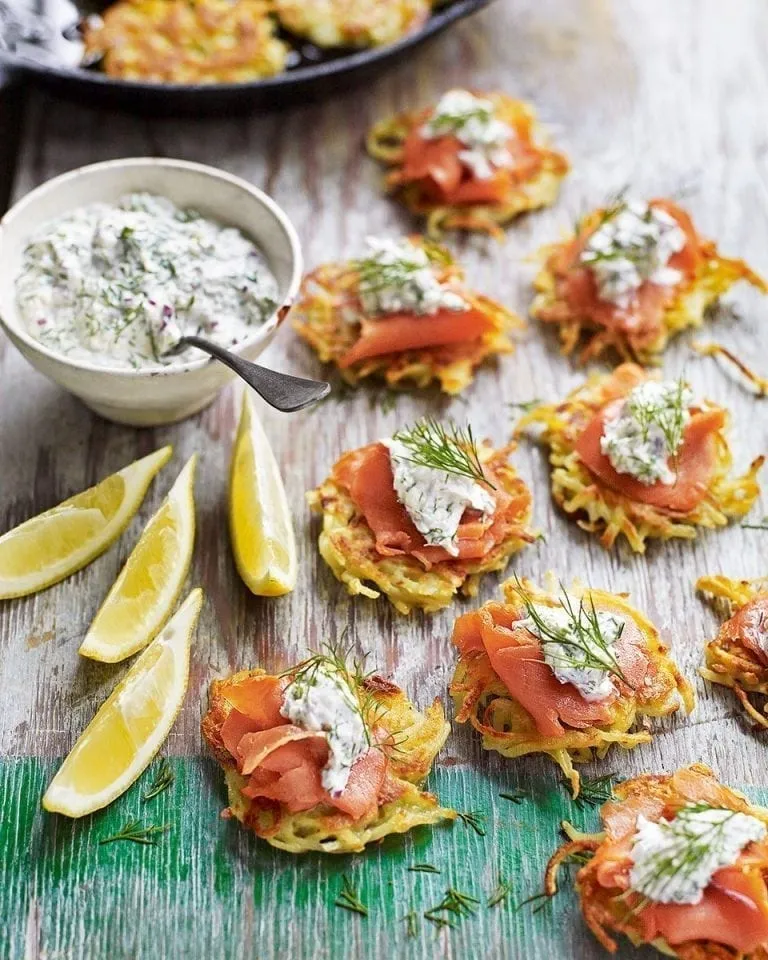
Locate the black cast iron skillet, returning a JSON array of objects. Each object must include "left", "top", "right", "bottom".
[{"left": 0, "top": 0, "right": 493, "bottom": 116}]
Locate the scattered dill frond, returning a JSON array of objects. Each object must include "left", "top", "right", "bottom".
[
  {"left": 391, "top": 417, "right": 492, "bottom": 488},
  {"left": 512, "top": 577, "right": 628, "bottom": 687},
  {"left": 487, "top": 877, "right": 514, "bottom": 907},
  {"left": 742, "top": 516, "right": 768, "bottom": 531},
  {"left": 508, "top": 398, "right": 541, "bottom": 413},
  {"left": 334, "top": 875, "right": 368, "bottom": 916},
  {"left": 402, "top": 911, "right": 419, "bottom": 937},
  {"left": 408, "top": 863, "right": 440, "bottom": 874},
  {"left": 514, "top": 891, "right": 552, "bottom": 915},
  {"left": 566, "top": 772, "right": 617, "bottom": 809},
  {"left": 374, "top": 390, "right": 398, "bottom": 414},
  {"left": 99, "top": 820, "right": 170, "bottom": 846},
  {"left": 499, "top": 789, "right": 527, "bottom": 805},
  {"left": 142, "top": 758, "right": 175, "bottom": 802},
  {"left": 456, "top": 810, "right": 487, "bottom": 836},
  {"left": 424, "top": 887, "right": 480, "bottom": 929}
]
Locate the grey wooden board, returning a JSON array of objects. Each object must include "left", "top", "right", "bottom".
[{"left": 2, "top": 0, "right": 768, "bottom": 957}]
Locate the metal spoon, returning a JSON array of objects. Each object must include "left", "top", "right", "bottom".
[{"left": 178, "top": 334, "right": 330, "bottom": 413}]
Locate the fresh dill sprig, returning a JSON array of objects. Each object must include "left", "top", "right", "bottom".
[
  {"left": 334, "top": 875, "right": 368, "bottom": 916},
  {"left": 629, "top": 376, "right": 689, "bottom": 457},
  {"left": 456, "top": 810, "right": 487, "bottom": 836},
  {"left": 499, "top": 789, "right": 527, "bottom": 805},
  {"left": 427, "top": 100, "right": 494, "bottom": 136},
  {"left": 391, "top": 418, "right": 493, "bottom": 489},
  {"left": 142, "top": 758, "right": 175, "bottom": 802},
  {"left": 568, "top": 772, "right": 617, "bottom": 809},
  {"left": 574, "top": 185, "right": 628, "bottom": 236},
  {"left": 487, "top": 877, "right": 514, "bottom": 907},
  {"left": 402, "top": 911, "right": 419, "bottom": 937},
  {"left": 624, "top": 803, "right": 741, "bottom": 911},
  {"left": 512, "top": 577, "right": 629, "bottom": 687},
  {"left": 99, "top": 819, "right": 170, "bottom": 846},
  {"left": 424, "top": 887, "right": 480, "bottom": 929},
  {"left": 408, "top": 863, "right": 440, "bottom": 874}
]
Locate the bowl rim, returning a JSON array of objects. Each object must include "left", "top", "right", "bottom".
[{"left": 0, "top": 156, "right": 304, "bottom": 378}]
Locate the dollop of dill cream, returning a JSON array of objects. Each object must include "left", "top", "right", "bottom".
[
  {"left": 355, "top": 237, "right": 467, "bottom": 317},
  {"left": 600, "top": 379, "right": 693, "bottom": 486},
  {"left": 16, "top": 193, "right": 279, "bottom": 370},
  {"left": 280, "top": 662, "right": 369, "bottom": 797},
  {"left": 422, "top": 89, "right": 513, "bottom": 180},
  {"left": 384, "top": 435, "right": 495, "bottom": 555},
  {"left": 580, "top": 200, "right": 686, "bottom": 308},
  {"left": 629, "top": 804, "right": 767, "bottom": 905},
  {"left": 518, "top": 600, "right": 625, "bottom": 702}
]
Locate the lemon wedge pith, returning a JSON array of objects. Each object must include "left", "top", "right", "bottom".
[
  {"left": 0, "top": 446, "right": 172, "bottom": 600},
  {"left": 42, "top": 588, "right": 203, "bottom": 818},
  {"left": 79, "top": 455, "right": 198, "bottom": 663},
  {"left": 229, "top": 393, "right": 297, "bottom": 597}
]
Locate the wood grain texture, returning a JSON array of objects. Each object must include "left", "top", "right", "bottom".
[{"left": 2, "top": 1, "right": 768, "bottom": 957}]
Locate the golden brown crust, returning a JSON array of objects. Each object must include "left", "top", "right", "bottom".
[
  {"left": 291, "top": 240, "right": 521, "bottom": 394},
  {"left": 83, "top": 0, "right": 289, "bottom": 83},
  {"left": 201, "top": 667, "right": 455, "bottom": 854},
  {"left": 307, "top": 441, "right": 535, "bottom": 614},
  {"left": 697, "top": 575, "right": 768, "bottom": 729},
  {"left": 450, "top": 575, "right": 694, "bottom": 796},
  {"left": 366, "top": 92, "right": 569, "bottom": 237},
  {"left": 273, "top": 0, "right": 429, "bottom": 49},
  {"left": 516, "top": 364, "right": 763, "bottom": 553}
]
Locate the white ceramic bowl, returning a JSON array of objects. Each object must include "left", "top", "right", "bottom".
[{"left": 0, "top": 158, "right": 303, "bottom": 426}]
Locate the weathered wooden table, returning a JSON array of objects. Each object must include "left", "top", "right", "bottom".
[{"left": 2, "top": 1, "right": 768, "bottom": 957}]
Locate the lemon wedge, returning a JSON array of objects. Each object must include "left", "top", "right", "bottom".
[
  {"left": 79, "top": 455, "right": 198, "bottom": 663},
  {"left": 229, "top": 392, "right": 297, "bottom": 596},
  {"left": 42, "top": 588, "right": 203, "bottom": 818},
  {"left": 0, "top": 446, "right": 172, "bottom": 600}
]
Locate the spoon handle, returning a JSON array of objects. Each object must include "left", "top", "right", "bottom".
[{"left": 180, "top": 335, "right": 330, "bottom": 413}]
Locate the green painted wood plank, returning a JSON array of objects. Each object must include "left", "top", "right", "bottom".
[{"left": 3, "top": 759, "right": 764, "bottom": 960}]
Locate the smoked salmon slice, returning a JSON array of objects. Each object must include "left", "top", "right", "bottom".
[
  {"left": 452, "top": 600, "right": 651, "bottom": 737},
  {"left": 717, "top": 595, "right": 768, "bottom": 666},
  {"left": 237, "top": 725, "right": 327, "bottom": 775},
  {"left": 638, "top": 866, "right": 768, "bottom": 952},
  {"left": 221, "top": 674, "right": 286, "bottom": 727},
  {"left": 334, "top": 441, "right": 508, "bottom": 567},
  {"left": 575, "top": 401, "right": 724, "bottom": 513},
  {"left": 338, "top": 307, "right": 494, "bottom": 369}
]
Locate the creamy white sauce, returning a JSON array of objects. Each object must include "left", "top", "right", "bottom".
[
  {"left": 580, "top": 200, "right": 686, "bottom": 309},
  {"left": 518, "top": 601, "right": 625, "bottom": 701},
  {"left": 422, "top": 89, "right": 514, "bottom": 180},
  {"left": 629, "top": 805, "right": 767, "bottom": 905},
  {"left": 384, "top": 437, "right": 495, "bottom": 555},
  {"left": 280, "top": 663, "right": 369, "bottom": 797},
  {"left": 600, "top": 379, "right": 693, "bottom": 486},
  {"left": 356, "top": 236, "right": 467, "bottom": 317},
  {"left": 16, "top": 193, "right": 279, "bottom": 370}
]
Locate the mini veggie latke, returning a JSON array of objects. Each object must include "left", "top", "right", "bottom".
[
  {"left": 545, "top": 764, "right": 768, "bottom": 957},
  {"left": 450, "top": 575, "right": 693, "bottom": 796},
  {"left": 292, "top": 235, "right": 521, "bottom": 394},
  {"left": 518, "top": 363, "right": 763, "bottom": 553},
  {"left": 532, "top": 195, "right": 766, "bottom": 365},
  {"left": 201, "top": 647, "right": 454, "bottom": 854},
  {"left": 83, "top": 0, "right": 289, "bottom": 83},
  {"left": 308, "top": 418, "right": 535, "bottom": 614},
  {"left": 273, "top": 0, "right": 429, "bottom": 48},
  {"left": 367, "top": 89, "right": 569, "bottom": 237},
  {"left": 697, "top": 574, "right": 768, "bottom": 730}
]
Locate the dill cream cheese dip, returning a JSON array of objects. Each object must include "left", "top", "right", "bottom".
[{"left": 15, "top": 192, "right": 280, "bottom": 370}]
